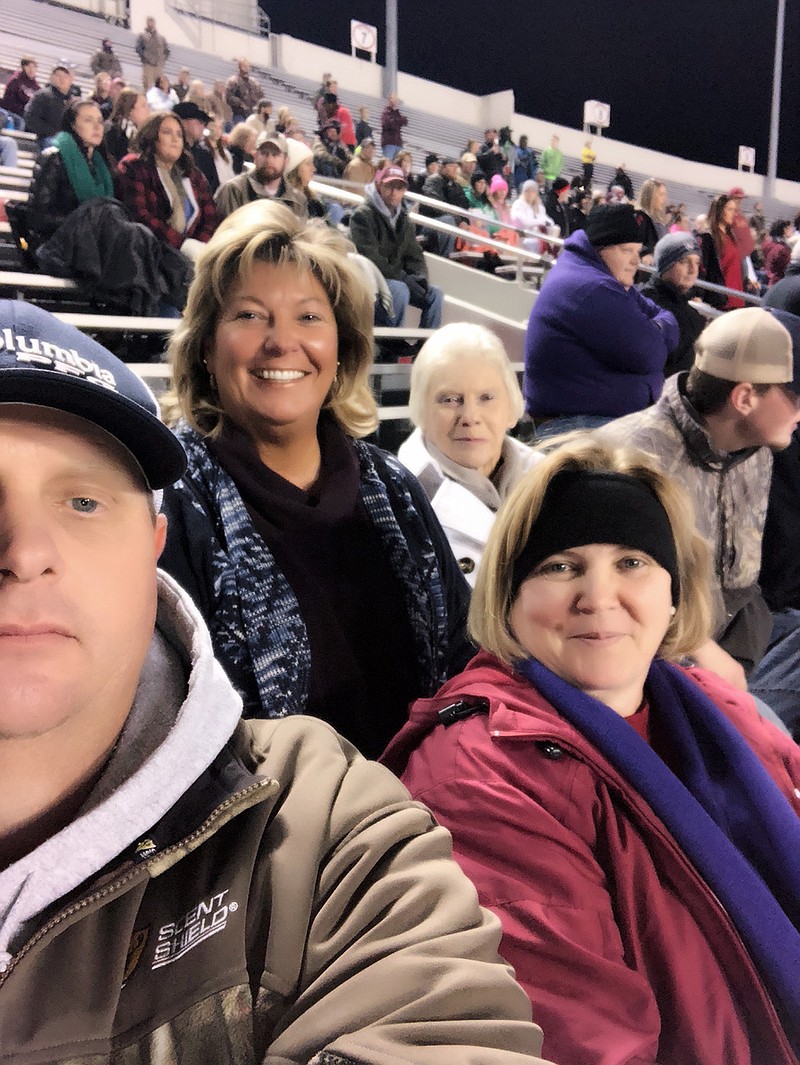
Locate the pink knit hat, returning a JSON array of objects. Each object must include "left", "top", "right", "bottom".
[{"left": 489, "top": 174, "right": 508, "bottom": 194}]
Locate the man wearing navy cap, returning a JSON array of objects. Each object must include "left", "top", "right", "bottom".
[{"left": 0, "top": 304, "right": 551, "bottom": 1060}]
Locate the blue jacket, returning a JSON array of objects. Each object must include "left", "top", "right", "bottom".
[{"left": 524, "top": 229, "right": 679, "bottom": 417}]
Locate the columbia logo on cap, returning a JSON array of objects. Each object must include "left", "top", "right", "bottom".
[{"left": 0, "top": 327, "right": 117, "bottom": 390}]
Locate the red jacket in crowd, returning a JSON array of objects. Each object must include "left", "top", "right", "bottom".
[{"left": 383, "top": 652, "right": 800, "bottom": 1065}]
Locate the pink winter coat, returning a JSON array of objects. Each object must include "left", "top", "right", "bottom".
[{"left": 382, "top": 651, "right": 800, "bottom": 1065}]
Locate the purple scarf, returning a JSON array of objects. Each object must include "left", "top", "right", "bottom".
[{"left": 518, "top": 655, "right": 800, "bottom": 1050}]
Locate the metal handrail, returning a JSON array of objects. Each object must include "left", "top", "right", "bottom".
[
  {"left": 308, "top": 180, "right": 554, "bottom": 270},
  {"left": 314, "top": 175, "right": 564, "bottom": 247},
  {"left": 166, "top": 0, "right": 263, "bottom": 36},
  {"left": 312, "top": 180, "right": 763, "bottom": 303},
  {"left": 635, "top": 260, "right": 763, "bottom": 306}
]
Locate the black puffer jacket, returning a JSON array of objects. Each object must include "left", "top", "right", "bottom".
[
  {"left": 25, "top": 148, "right": 80, "bottom": 248},
  {"left": 36, "top": 198, "right": 190, "bottom": 315},
  {"left": 22, "top": 83, "right": 70, "bottom": 139}
]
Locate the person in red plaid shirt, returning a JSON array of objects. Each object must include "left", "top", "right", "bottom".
[{"left": 114, "top": 110, "right": 218, "bottom": 264}]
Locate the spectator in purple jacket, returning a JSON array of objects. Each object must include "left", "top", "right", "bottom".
[
  {"left": 1, "top": 56, "right": 40, "bottom": 130},
  {"left": 524, "top": 203, "right": 679, "bottom": 439},
  {"left": 379, "top": 92, "right": 408, "bottom": 162}
]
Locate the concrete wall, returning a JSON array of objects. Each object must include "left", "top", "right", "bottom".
[
  {"left": 508, "top": 111, "right": 768, "bottom": 199},
  {"left": 396, "top": 70, "right": 482, "bottom": 125},
  {"left": 276, "top": 33, "right": 382, "bottom": 95},
  {"left": 57, "top": 0, "right": 126, "bottom": 19}
]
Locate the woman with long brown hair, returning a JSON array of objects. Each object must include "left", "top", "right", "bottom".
[
  {"left": 204, "top": 113, "right": 235, "bottom": 188},
  {"left": 699, "top": 193, "right": 745, "bottom": 309},
  {"left": 103, "top": 87, "right": 149, "bottom": 165},
  {"left": 114, "top": 110, "right": 218, "bottom": 258}
]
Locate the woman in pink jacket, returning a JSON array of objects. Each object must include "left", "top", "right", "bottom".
[{"left": 383, "top": 434, "right": 800, "bottom": 1065}]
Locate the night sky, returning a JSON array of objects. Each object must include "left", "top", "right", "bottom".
[{"left": 260, "top": 0, "right": 800, "bottom": 183}]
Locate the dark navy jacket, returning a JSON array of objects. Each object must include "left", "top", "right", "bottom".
[{"left": 523, "top": 229, "right": 679, "bottom": 417}]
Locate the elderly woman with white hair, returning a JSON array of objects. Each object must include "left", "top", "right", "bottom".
[{"left": 398, "top": 323, "right": 538, "bottom": 583}]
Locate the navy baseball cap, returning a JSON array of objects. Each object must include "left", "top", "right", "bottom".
[{"left": 0, "top": 301, "right": 186, "bottom": 489}]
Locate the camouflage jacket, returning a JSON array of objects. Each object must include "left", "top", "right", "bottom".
[{"left": 601, "top": 374, "right": 773, "bottom": 650}]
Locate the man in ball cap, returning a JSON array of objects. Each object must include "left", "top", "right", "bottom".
[
  {"left": 215, "top": 130, "right": 306, "bottom": 220},
  {"left": 641, "top": 231, "right": 707, "bottom": 375},
  {"left": 419, "top": 155, "right": 470, "bottom": 258},
  {"left": 524, "top": 202, "right": 679, "bottom": 435},
  {"left": 350, "top": 166, "right": 444, "bottom": 328},
  {"left": 312, "top": 116, "right": 350, "bottom": 178},
  {"left": 601, "top": 306, "right": 800, "bottom": 691},
  {"left": 0, "top": 300, "right": 554, "bottom": 1061}
]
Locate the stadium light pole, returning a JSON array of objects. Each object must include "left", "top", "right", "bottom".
[
  {"left": 383, "top": 0, "right": 398, "bottom": 98},
  {"left": 765, "top": 0, "right": 786, "bottom": 200}
]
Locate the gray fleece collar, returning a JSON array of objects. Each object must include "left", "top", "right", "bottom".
[{"left": 0, "top": 573, "right": 243, "bottom": 962}]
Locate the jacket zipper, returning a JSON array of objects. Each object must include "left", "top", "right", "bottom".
[
  {"left": 0, "top": 778, "right": 275, "bottom": 988},
  {"left": 493, "top": 727, "right": 799, "bottom": 1062}
]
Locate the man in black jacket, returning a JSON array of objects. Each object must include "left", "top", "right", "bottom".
[
  {"left": 349, "top": 166, "right": 444, "bottom": 328},
  {"left": 609, "top": 164, "right": 634, "bottom": 200},
  {"left": 408, "top": 152, "right": 439, "bottom": 194},
  {"left": 640, "top": 233, "right": 706, "bottom": 377},
  {"left": 420, "top": 157, "right": 470, "bottom": 257},
  {"left": 23, "top": 65, "right": 72, "bottom": 148},
  {"left": 476, "top": 129, "right": 506, "bottom": 181},
  {"left": 173, "top": 101, "right": 218, "bottom": 195},
  {"left": 545, "top": 178, "right": 573, "bottom": 239}
]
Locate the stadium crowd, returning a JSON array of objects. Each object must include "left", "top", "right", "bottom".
[{"left": 3, "top": 20, "right": 800, "bottom": 1065}]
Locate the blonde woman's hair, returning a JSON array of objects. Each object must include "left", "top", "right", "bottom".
[
  {"left": 167, "top": 200, "right": 378, "bottom": 439},
  {"left": 470, "top": 434, "right": 712, "bottom": 666},
  {"left": 408, "top": 323, "right": 524, "bottom": 428},
  {"left": 228, "top": 122, "right": 255, "bottom": 151},
  {"left": 637, "top": 178, "right": 668, "bottom": 224},
  {"left": 187, "top": 79, "right": 207, "bottom": 106}
]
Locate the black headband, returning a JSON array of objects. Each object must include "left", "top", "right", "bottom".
[{"left": 510, "top": 470, "right": 680, "bottom": 602}]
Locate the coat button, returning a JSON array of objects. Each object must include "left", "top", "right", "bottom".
[
  {"left": 537, "top": 741, "right": 564, "bottom": 760},
  {"left": 458, "top": 557, "right": 476, "bottom": 575}
]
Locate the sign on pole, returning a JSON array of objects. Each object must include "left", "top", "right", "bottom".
[
  {"left": 738, "top": 145, "right": 756, "bottom": 172},
  {"left": 583, "top": 100, "right": 611, "bottom": 135},
  {"left": 351, "top": 20, "right": 378, "bottom": 62}
]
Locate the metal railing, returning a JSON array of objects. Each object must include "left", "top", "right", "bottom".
[
  {"left": 166, "top": 0, "right": 266, "bottom": 37},
  {"left": 309, "top": 179, "right": 556, "bottom": 288},
  {"left": 312, "top": 178, "right": 764, "bottom": 305},
  {"left": 316, "top": 175, "right": 564, "bottom": 250}
]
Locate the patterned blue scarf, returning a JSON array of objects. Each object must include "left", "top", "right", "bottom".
[
  {"left": 174, "top": 424, "right": 449, "bottom": 718},
  {"left": 518, "top": 655, "right": 800, "bottom": 1050}
]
